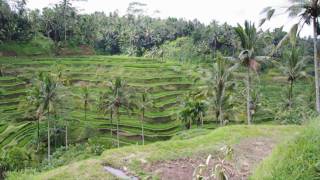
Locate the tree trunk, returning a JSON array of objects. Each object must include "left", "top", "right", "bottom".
[
  {"left": 64, "top": 0, "right": 67, "bottom": 42},
  {"left": 200, "top": 112, "right": 204, "bottom": 127},
  {"left": 47, "top": 109, "right": 50, "bottom": 163},
  {"left": 219, "top": 101, "right": 223, "bottom": 126},
  {"left": 54, "top": 118, "right": 57, "bottom": 150},
  {"left": 65, "top": 120, "right": 68, "bottom": 149},
  {"left": 288, "top": 80, "right": 293, "bottom": 108},
  {"left": 37, "top": 117, "right": 40, "bottom": 151},
  {"left": 116, "top": 108, "right": 120, "bottom": 148},
  {"left": 141, "top": 109, "right": 145, "bottom": 145},
  {"left": 110, "top": 109, "right": 113, "bottom": 137},
  {"left": 247, "top": 67, "right": 252, "bottom": 125},
  {"left": 313, "top": 17, "right": 320, "bottom": 113},
  {"left": 64, "top": 23, "right": 67, "bottom": 42},
  {"left": 84, "top": 102, "right": 87, "bottom": 121}
]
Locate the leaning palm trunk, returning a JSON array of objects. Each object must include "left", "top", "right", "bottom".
[
  {"left": 141, "top": 109, "right": 145, "bottom": 145},
  {"left": 313, "top": 18, "right": 320, "bottom": 113},
  {"left": 246, "top": 67, "right": 252, "bottom": 125}
]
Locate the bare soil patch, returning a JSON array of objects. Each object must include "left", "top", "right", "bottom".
[{"left": 143, "top": 137, "right": 276, "bottom": 180}]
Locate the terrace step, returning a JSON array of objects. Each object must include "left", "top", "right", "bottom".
[
  {"left": 0, "top": 77, "right": 17, "bottom": 83},
  {"left": 0, "top": 100, "right": 20, "bottom": 107},
  {"left": 0, "top": 82, "right": 26, "bottom": 91},
  {"left": 0, "top": 91, "right": 26, "bottom": 100}
]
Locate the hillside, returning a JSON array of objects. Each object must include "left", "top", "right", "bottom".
[
  {"left": 0, "top": 56, "right": 312, "bottom": 152},
  {"left": 0, "top": 56, "right": 202, "bottom": 151},
  {"left": 0, "top": 55, "right": 315, "bottom": 179},
  {"left": 6, "top": 125, "right": 302, "bottom": 179}
]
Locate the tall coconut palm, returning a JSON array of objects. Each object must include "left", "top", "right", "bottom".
[
  {"left": 38, "top": 74, "right": 60, "bottom": 163},
  {"left": 234, "top": 21, "right": 258, "bottom": 125},
  {"left": 260, "top": 0, "right": 320, "bottom": 112},
  {"left": 52, "top": 64, "right": 69, "bottom": 149},
  {"left": 135, "top": 89, "right": 153, "bottom": 145},
  {"left": 100, "top": 78, "right": 133, "bottom": 148},
  {"left": 98, "top": 91, "right": 115, "bottom": 138}
]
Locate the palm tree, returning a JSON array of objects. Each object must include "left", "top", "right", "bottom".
[
  {"left": 98, "top": 91, "right": 115, "bottom": 138},
  {"left": 179, "top": 101, "right": 193, "bottom": 129},
  {"left": 260, "top": 0, "right": 320, "bottom": 112},
  {"left": 234, "top": 21, "right": 258, "bottom": 125},
  {"left": 191, "top": 100, "right": 206, "bottom": 127},
  {"left": 51, "top": 63, "right": 70, "bottom": 149},
  {"left": 136, "top": 89, "right": 153, "bottom": 145},
  {"left": 38, "top": 74, "right": 60, "bottom": 163},
  {"left": 273, "top": 30, "right": 307, "bottom": 108},
  {"left": 24, "top": 76, "right": 42, "bottom": 151},
  {"left": 280, "top": 47, "right": 306, "bottom": 108},
  {"left": 99, "top": 78, "right": 133, "bottom": 148},
  {"left": 178, "top": 93, "right": 206, "bottom": 129},
  {"left": 203, "top": 53, "right": 237, "bottom": 126}
]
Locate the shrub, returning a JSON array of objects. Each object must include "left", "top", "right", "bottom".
[
  {"left": 275, "top": 106, "right": 316, "bottom": 125},
  {"left": 0, "top": 147, "right": 35, "bottom": 178}
]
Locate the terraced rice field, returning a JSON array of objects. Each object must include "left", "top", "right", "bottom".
[
  {"left": 0, "top": 56, "right": 312, "bottom": 151},
  {"left": 0, "top": 56, "right": 206, "bottom": 150}
]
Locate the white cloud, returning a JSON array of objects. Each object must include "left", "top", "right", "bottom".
[{"left": 26, "top": 0, "right": 313, "bottom": 37}]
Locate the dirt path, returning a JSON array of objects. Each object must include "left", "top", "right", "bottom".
[{"left": 143, "top": 137, "right": 275, "bottom": 180}]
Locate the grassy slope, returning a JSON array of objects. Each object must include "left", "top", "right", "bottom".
[
  {"left": 251, "top": 120, "right": 320, "bottom": 180},
  {"left": 7, "top": 125, "right": 301, "bottom": 179}
]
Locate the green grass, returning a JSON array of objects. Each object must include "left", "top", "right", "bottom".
[
  {"left": 7, "top": 125, "right": 301, "bottom": 179},
  {"left": 250, "top": 120, "right": 320, "bottom": 180}
]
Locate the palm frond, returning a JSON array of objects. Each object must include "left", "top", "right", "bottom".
[
  {"left": 259, "top": 7, "right": 276, "bottom": 27},
  {"left": 287, "top": 4, "right": 304, "bottom": 17},
  {"left": 272, "top": 23, "right": 299, "bottom": 55}
]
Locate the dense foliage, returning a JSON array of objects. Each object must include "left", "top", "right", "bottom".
[{"left": 0, "top": 0, "right": 314, "bottom": 59}]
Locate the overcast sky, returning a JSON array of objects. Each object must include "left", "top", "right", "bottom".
[{"left": 26, "top": 0, "right": 313, "bottom": 37}]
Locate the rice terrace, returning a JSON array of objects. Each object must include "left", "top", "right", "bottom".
[{"left": 0, "top": 0, "right": 320, "bottom": 179}]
